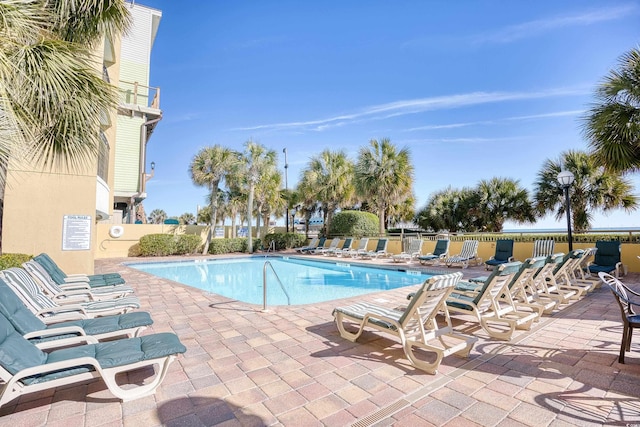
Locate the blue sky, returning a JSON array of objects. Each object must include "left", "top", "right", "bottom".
[{"left": 139, "top": 1, "right": 639, "bottom": 229}]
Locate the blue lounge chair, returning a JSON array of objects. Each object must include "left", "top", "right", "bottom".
[
  {"left": 358, "top": 238, "right": 389, "bottom": 259},
  {"left": 446, "top": 262, "right": 538, "bottom": 340},
  {"left": 588, "top": 240, "right": 625, "bottom": 278},
  {"left": 485, "top": 239, "right": 515, "bottom": 270},
  {"left": 33, "top": 253, "right": 125, "bottom": 288},
  {"left": 418, "top": 239, "right": 449, "bottom": 265},
  {"left": 0, "top": 311, "right": 185, "bottom": 406},
  {"left": 300, "top": 237, "right": 326, "bottom": 253},
  {"left": 0, "top": 278, "right": 151, "bottom": 345}
]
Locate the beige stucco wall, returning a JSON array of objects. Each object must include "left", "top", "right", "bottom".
[{"left": 2, "top": 167, "right": 98, "bottom": 274}]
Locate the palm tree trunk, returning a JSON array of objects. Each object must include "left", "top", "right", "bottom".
[
  {"left": 202, "top": 184, "right": 217, "bottom": 254},
  {"left": 247, "top": 184, "right": 254, "bottom": 253},
  {"left": 379, "top": 207, "right": 385, "bottom": 235}
]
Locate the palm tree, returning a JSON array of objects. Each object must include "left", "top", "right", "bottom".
[
  {"left": 295, "top": 179, "right": 322, "bottom": 237},
  {"left": 179, "top": 212, "right": 195, "bottom": 225},
  {"left": 148, "top": 209, "right": 167, "bottom": 224},
  {"left": 415, "top": 187, "right": 478, "bottom": 232},
  {"left": 0, "top": 1, "right": 129, "bottom": 250},
  {"left": 533, "top": 150, "right": 638, "bottom": 232},
  {"left": 255, "top": 169, "right": 283, "bottom": 238},
  {"left": 189, "top": 145, "right": 238, "bottom": 254},
  {"left": 237, "top": 140, "right": 277, "bottom": 253},
  {"left": 584, "top": 48, "right": 640, "bottom": 173},
  {"left": 355, "top": 138, "right": 414, "bottom": 235},
  {"left": 299, "top": 150, "right": 355, "bottom": 235},
  {"left": 472, "top": 177, "right": 536, "bottom": 232}
]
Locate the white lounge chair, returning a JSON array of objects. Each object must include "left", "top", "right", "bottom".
[
  {"left": 446, "top": 262, "right": 538, "bottom": 340},
  {"left": 333, "top": 272, "right": 477, "bottom": 373},
  {"left": 346, "top": 238, "right": 370, "bottom": 258},
  {"left": 392, "top": 239, "right": 423, "bottom": 263},
  {"left": 444, "top": 240, "right": 480, "bottom": 269}
]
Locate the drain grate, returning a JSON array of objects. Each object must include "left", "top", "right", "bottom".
[{"left": 351, "top": 399, "right": 409, "bottom": 427}]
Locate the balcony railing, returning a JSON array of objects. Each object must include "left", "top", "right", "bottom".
[{"left": 118, "top": 80, "right": 161, "bottom": 109}]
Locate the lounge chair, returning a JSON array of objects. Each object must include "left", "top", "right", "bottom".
[
  {"left": 392, "top": 239, "right": 423, "bottom": 263},
  {"left": 346, "top": 238, "right": 370, "bottom": 258},
  {"left": 567, "top": 247, "right": 601, "bottom": 290},
  {"left": 358, "top": 238, "right": 389, "bottom": 259},
  {"left": 327, "top": 238, "right": 353, "bottom": 257},
  {"left": 23, "top": 260, "right": 135, "bottom": 301},
  {"left": 333, "top": 272, "right": 477, "bottom": 374},
  {"left": 444, "top": 240, "right": 480, "bottom": 269},
  {"left": 445, "top": 262, "right": 538, "bottom": 340},
  {"left": 598, "top": 272, "right": 640, "bottom": 363},
  {"left": 505, "top": 257, "right": 558, "bottom": 317},
  {"left": 0, "top": 278, "right": 151, "bottom": 346},
  {"left": 0, "top": 268, "right": 141, "bottom": 321},
  {"left": 0, "top": 311, "right": 186, "bottom": 406},
  {"left": 300, "top": 237, "right": 326, "bottom": 253},
  {"left": 485, "top": 239, "right": 514, "bottom": 270},
  {"left": 532, "top": 239, "right": 555, "bottom": 258},
  {"left": 588, "top": 240, "right": 625, "bottom": 278},
  {"left": 294, "top": 237, "right": 318, "bottom": 253},
  {"left": 530, "top": 253, "right": 580, "bottom": 305},
  {"left": 418, "top": 239, "right": 449, "bottom": 265},
  {"left": 311, "top": 237, "right": 340, "bottom": 255},
  {"left": 33, "top": 253, "right": 125, "bottom": 288}
]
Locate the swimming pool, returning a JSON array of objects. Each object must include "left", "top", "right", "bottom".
[{"left": 128, "top": 256, "right": 431, "bottom": 305}]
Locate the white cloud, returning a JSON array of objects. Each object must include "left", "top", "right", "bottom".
[
  {"left": 405, "top": 109, "right": 585, "bottom": 132},
  {"left": 233, "top": 87, "right": 589, "bottom": 133},
  {"left": 473, "top": 5, "right": 637, "bottom": 44}
]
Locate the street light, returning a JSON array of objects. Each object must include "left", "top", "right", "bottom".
[
  {"left": 283, "top": 148, "right": 289, "bottom": 233},
  {"left": 557, "top": 170, "right": 575, "bottom": 251}
]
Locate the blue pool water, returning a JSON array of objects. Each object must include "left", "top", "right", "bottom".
[{"left": 128, "top": 256, "right": 431, "bottom": 305}]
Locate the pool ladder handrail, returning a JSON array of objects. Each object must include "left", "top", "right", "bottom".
[{"left": 263, "top": 261, "right": 291, "bottom": 310}]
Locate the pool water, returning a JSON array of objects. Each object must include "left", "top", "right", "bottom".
[{"left": 128, "top": 256, "right": 431, "bottom": 305}]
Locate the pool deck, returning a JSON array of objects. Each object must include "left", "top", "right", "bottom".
[{"left": 1, "top": 252, "right": 639, "bottom": 426}]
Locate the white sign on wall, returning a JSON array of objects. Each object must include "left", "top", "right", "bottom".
[{"left": 62, "top": 215, "right": 91, "bottom": 251}]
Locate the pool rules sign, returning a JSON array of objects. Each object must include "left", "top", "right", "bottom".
[{"left": 62, "top": 215, "right": 91, "bottom": 251}]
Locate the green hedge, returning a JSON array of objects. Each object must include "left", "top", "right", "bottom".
[
  {"left": 329, "top": 211, "right": 379, "bottom": 238},
  {"left": 263, "top": 233, "right": 306, "bottom": 250},
  {"left": 207, "top": 238, "right": 262, "bottom": 254},
  {"left": 138, "top": 234, "right": 202, "bottom": 256},
  {"left": 0, "top": 253, "right": 32, "bottom": 269}
]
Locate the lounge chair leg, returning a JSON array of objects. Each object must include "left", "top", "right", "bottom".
[
  {"left": 334, "top": 313, "right": 364, "bottom": 342},
  {"left": 403, "top": 340, "right": 443, "bottom": 374},
  {"left": 100, "top": 356, "right": 176, "bottom": 401},
  {"left": 480, "top": 318, "right": 517, "bottom": 341}
]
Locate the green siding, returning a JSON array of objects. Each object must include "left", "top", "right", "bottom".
[
  {"left": 114, "top": 116, "right": 143, "bottom": 193},
  {"left": 119, "top": 60, "right": 151, "bottom": 107}
]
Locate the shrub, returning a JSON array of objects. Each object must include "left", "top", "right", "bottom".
[
  {"left": 138, "top": 234, "right": 176, "bottom": 256},
  {"left": 329, "top": 211, "right": 379, "bottom": 238},
  {"left": 0, "top": 253, "right": 32, "bottom": 269},
  {"left": 175, "top": 234, "right": 202, "bottom": 254},
  {"left": 208, "top": 238, "right": 250, "bottom": 254},
  {"left": 263, "top": 233, "right": 306, "bottom": 250}
]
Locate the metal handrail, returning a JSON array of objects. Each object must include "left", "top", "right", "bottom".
[{"left": 263, "top": 261, "right": 291, "bottom": 310}]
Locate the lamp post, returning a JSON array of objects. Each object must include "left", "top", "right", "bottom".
[
  {"left": 283, "top": 148, "right": 289, "bottom": 233},
  {"left": 557, "top": 170, "right": 575, "bottom": 251}
]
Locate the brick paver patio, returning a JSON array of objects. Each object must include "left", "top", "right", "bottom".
[{"left": 0, "top": 254, "right": 638, "bottom": 426}]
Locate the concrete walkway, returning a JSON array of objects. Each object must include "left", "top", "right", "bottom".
[{"left": 0, "top": 254, "right": 638, "bottom": 426}]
